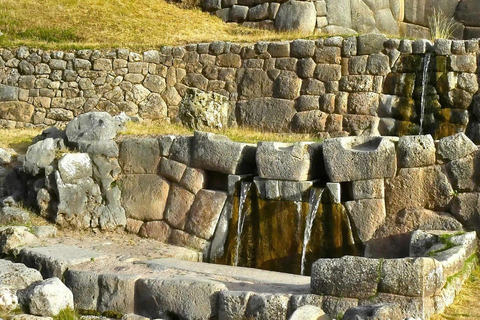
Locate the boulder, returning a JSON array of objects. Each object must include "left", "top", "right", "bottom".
[
  {"left": 179, "top": 88, "right": 231, "bottom": 130},
  {"left": 191, "top": 131, "right": 256, "bottom": 175},
  {"left": 0, "top": 148, "right": 12, "bottom": 165},
  {"left": 21, "top": 277, "right": 74, "bottom": 317},
  {"left": 65, "top": 112, "right": 123, "bottom": 148},
  {"left": 311, "top": 256, "right": 380, "bottom": 299},
  {"left": 436, "top": 132, "right": 477, "bottom": 162},
  {"left": 0, "top": 286, "right": 18, "bottom": 313},
  {"left": 274, "top": 1, "right": 316, "bottom": 33},
  {"left": 256, "top": 142, "right": 322, "bottom": 181},
  {"left": 0, "top": 227, "right": 39, "bottom": 255},
  {"left": 0, "top": 259, "right": 43, "bottom": 290},
  {"left": 186, "top": 190, "right": 228, "bottom": 240},
  {"left": 57, "top": 153, "right": 92, "bottom": 184},
  {"left": 0, "top": 207, "right": 30, "bottom": 225},
  {"left": 397, "top": 135, "right": 436, "bottom": 168},
  {"left": 24, "top": 138, "right": 56, "bottom": 176},
  {"left": 322, "top": 136, "right": 397, "bottom": 182}
]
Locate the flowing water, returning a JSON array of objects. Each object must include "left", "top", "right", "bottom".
[
  {"left": 419, "top": 52, "right": 431, "bottom": 135},
  {"left": 234, "top": 182, "right": 252, "bottom": 266},
  {"left": 300, "top": 188, "right": 324, "bottom": 275}
]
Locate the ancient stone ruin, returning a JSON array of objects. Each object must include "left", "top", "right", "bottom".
[{"left": 0, "top": 111, "right": 477, "bottom": 320}]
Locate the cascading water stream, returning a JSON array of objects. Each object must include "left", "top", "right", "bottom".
[
  {"left": 419, "top": 52, "right": 431, "bottom": 135},
  {"left": 300, "top": 188, "right": 323, "bottom": 275},
  {"left": 234, "top": 181, "right": 252, "bottom": 266}
]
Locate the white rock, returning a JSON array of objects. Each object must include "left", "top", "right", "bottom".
[
  {"left": 26, "top": 278, "right": 74, "bottom": 317},
  {"left": 0, "top": 286, "right": 18, "bottom": 313}
]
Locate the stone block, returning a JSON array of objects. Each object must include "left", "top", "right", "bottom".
[
  {"left": 236, "top": 68, "right": 273, "bottom": 100},
  {"left": 347, "top": 92, "right": 379, "bottom": 116},
  {"left": 247, "top": 3, "right": 269, "bottom": 21},
  {"left": 164, "top": 183, "right": 195, "bottom": 229},
  {"left": 256, "top": 141, "right": 321, "bottom": 181},
  {"left": 322, "top": 136, "right": 397, "bottom": 182},
  {"left": 218, "top": 291, "right": 251, "bottom": 320},
  {"left": 351, "top": 179, "right": 384, "bottom": 199},
  {"left": 449, "top": 55, "right": 477, "bottom": 73},
  {"left": 236, "top": 98, "right": 296, "bottom": 131},
  {"left": 186, "top": 190, "right": 227, "bottom": 240},
  {"left": 314, "top": 64, "right": 342, "bottom": 81},
  {"left": 159, "top": 158, "right": 187, "bottom": 183},
  {"left": 273, "top": 71, "right": 301, "bottom": 99},
  {"left": 169, "top": 135, "right": 193, "bottom": 165},
  {"left": 436, "top": 132, "right": 477, "bottom": 161},
  {"left": 135, "top": 278, "right": 227, "bottom": 320},
  {"left": 385, "top": 166, "right": 453, "bottom": 216},
  {"left": 357, "top": 34, "right": 388, "bottom": 55},
  {"left": 397, "top": 135, "right": 436, "bottom": 168},
  {"left": 245, "top": 293, "right": 290, "bottom": 320},
  {"left": 311, "top": 256, "right": 380, "bottom": 299},
  {"left": 325, "top": 0, "right": 352, "bottom": 28},
  {"left": 24, "top": 138, "right": 56, "bottom": 176},
  {"left": 274, "top": 1, "right": 316, "bottom": 33},
  {"left": 314, "top": 46, "right": 341, "bottom": 64},
  {"left": 119, "top": 174, "right": 170, "bottom": 221},
  {"left": 191, "top": 131, "right": 256, "bottom": 175},
  {"left": 138, "top": 221, "right": 171, "bottom": 242},
  {"left": 380, "top": 258, "right": 445, "bottom": 297},
  {"left": 57, "top": 153, "right": 92, "bottom": 184},
  {"left": 169, "top": 229, "right": 210, "bottom": 253},
  {"left": 345, "top": 199, "right": 386, "bottom": 242},
  {"left": 0, "top": 101, "right": 35, "bottom": 123},
  {"left": 291, "top": 40, "right": 316, "bottom": 58},
  {"left": 291, "top": 110, "right": 328, "bottom": 133},
  {"left": 98, "top": 274, "right": 138, "bottom": 315},
  {"left": 254, "top": 178, "right": 313, "bottom": 201},
  {"left": 22, "top": 277, "right": 74, "bottom": 317},
  {"left": 64, "top": 270, "right": 99, "bottom": 312},
  {"left": 343, "top": 303, "right": 402, "bottom": 320},
  {"left": 447, "top": 152, "right": 480, "bottom": 192}
]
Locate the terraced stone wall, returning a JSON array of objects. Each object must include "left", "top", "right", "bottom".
[
  {"left": 203, "top": 0, "right": 480, "bottom": 40},
  {"left": 1, "top": 36, "right": 480, "bottom": 141}
]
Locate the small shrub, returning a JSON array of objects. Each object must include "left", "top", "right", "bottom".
[
  {"left": 54, "top": 307, "right": 79, "bottom": 320},
  {"left": 428, "top": 8, "right": 459, "bottom": 40}
]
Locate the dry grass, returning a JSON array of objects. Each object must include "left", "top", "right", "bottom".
[
  {"left": 0, "top": 0, "right": 316, "bottom": 50},
  {"left": 428, "top": 8, "right": 459, "bottom": 41},
  {"left": 0, "top": 128, "right": 43, "bottom": 155},
  {"left": 121, "top": 121, "right": 323, "bottom": 143},
  {"left": 431, "top": 265, "right": 480, "bottom": 320}
]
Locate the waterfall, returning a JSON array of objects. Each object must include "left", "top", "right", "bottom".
[
  {"left": 295, "top": 201, "right": 303, "bottom": 237},
  {"left": 300, "top": 188, "right": 323, "bottom": 275},
  {"left": 419, "top": 52, "right": 431, "bottom": 135},
  {"left": 234, "top": 181, "right": 252, "bottom": 266}
]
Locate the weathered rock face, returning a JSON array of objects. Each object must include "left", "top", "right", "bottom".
[
  {"left": 179, "top": 88, "right": 231, "bottom": 130},
  {"left": 65, "top": 112, "right": 123, "bottom": 148},
  {"left": 24, "top": 138, "right": 56, "bottom": 176}
]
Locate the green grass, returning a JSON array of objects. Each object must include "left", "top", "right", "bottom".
[
  {"left": 53, "top": 307, "right": 79, "bottom": 320},
  {"left": 0, "top": 0, "right": 316, "bottom": 50}
]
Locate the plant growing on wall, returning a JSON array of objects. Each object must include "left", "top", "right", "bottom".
[{"left": 428, "top": 8, "right": 459, "bottom": 40}]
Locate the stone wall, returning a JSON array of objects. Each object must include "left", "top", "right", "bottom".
[
  {"left": 1, "top": 36, "right": 480, "bottom": 141},
  {"left": 203, "top": 0, "right": 480, "bottom": 40}
]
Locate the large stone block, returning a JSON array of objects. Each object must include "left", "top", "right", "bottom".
[
  {"left": 236, "top": 98, "right": 296, "bottom": 131},
  {"left": 119, "top": 138, "right": 161, "bottom": 174},
  {"left": 457, "top": 0, "right": 480, "bottom": 27},
  {"left": 135, "top": 278, "right": 227, "bottom": 320},
  {"left": 236, "top": 68, "right": 273, "bottom": 100},
  {"left": 380, "top": 258, "right": 445, "bottom": 297},
  {"left": 384, "top": 166, "right": 453, "bottom": 217},
  {"left": 351, "top": 179, "right": 384, "bottom": 200},
  {"left": 65, "top": 112, "right": 121, "bottom": 147},
  {"left": 138, "top": 221, "right": 171, "bottom": 242},
  {"left": 164, "top": 183, "right": 195, "bottom": 229},
  {"left": 357, "top": 34, "right": 388, "bottom": 55},
  {"left": 119, "top": 174, "right": 170, "bottom": 221},
  {"left": 322, "top": 136, "right": 397, "bottom": 182},
  {"left": 98, "top": 274, "right": 139, "bottom": 315},
  {"left": 345, "top": 199, "right": 386, "bottom": 242},
  {"left": 311, "top": 256, "right": 380, "bottom": 299},
  {"left": 274, "top": 0, "right": 317, "bottom": 33},
  {"left": 244, "top": 293, "right": 290, "bottom": 319},
  {"left": 256, "top": 141, "right": 322, "bottom": 181},
  {"left": 450, "top": 192, "right": 480, "bottom": 233},
  {"left": 325, "top": 0, "right": 352, "bottom": 28},
  {"left": 64, "top": 270, "right": 99, "bottom": 312},
  {"left": 160, "top": 158, "right": 187, "bottom": 183},
  {"left": 447, "top": 152, "right": 480, "bottom": 192},
  {"left": 191, "top": 131, "right": 256, "bottom": 175},
  {"left": 397, "top": 135, "right": 436, "bottom": 168},
  {"left": 218, "top": 291, "right": 252, "bottom": 320},
  {"left": 186, "top": 190, "right": 227, "bottom": 240}
]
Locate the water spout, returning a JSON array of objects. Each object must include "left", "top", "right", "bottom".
[
  {"left": 300, "top": 187, "right": 323, "bottom": 275},
  {"left": 234, "top": 181, "right": 252, "bottom": 266},
  {"left": 419, "top": 52, "right": 431, "bottom": 135}
]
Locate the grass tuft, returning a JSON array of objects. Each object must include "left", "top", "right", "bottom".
[
  {"left": 53, "top": 307, "right": 79, "bottom": 320},
  {"left": 428, "top": 8, "right": 459, "bottom": 41}
]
